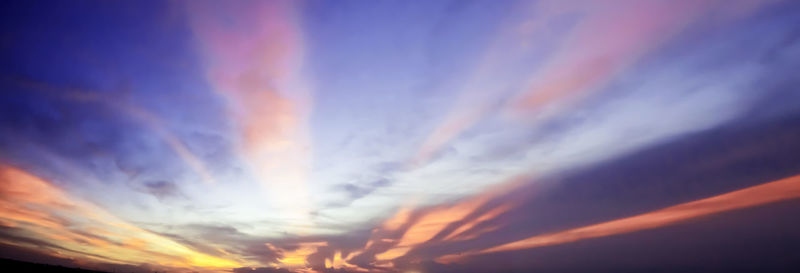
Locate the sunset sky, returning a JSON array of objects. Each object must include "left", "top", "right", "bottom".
[{"left": 1, "top": 0, "right": 800, "bottom": 272}]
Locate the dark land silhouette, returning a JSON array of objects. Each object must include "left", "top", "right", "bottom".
[{"left": 0, "top": 258, "right": 111, "bottom": 273}]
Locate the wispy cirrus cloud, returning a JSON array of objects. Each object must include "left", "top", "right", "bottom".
[
  {"left": 415, "top": 0, "right": 776, "bottom": 165},
  {"left": 1, "top": 0, "right": 800, "bottom": 272},
  {"left": 185, "top": 0, "right": 315, "bottom": 230}
]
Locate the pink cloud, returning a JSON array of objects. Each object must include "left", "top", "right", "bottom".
[
  {"left": 184, "top": 1, "right": 314, "bottom": 221},
  {"left": 415, "top": 0, "right": 772, "bottom": 165}
]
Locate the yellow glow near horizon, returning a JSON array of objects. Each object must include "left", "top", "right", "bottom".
[{"left": 0, "top": 166, "right": 242, "bottom": 270}]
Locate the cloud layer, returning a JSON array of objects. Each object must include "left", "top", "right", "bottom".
[{"left": 1, "top": 0, "right": 800, "bottom": 272}]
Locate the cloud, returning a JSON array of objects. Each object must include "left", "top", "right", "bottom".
[
  {"left": 184, "top": 0, "right": 315, "bottom": 228},
  {"left": 439, "top": 173, "right": 800, "bottom": 263},
  {"left": 414, "top": 0, "right": 775, "bottom": 165},
  {"left": 4, "top": 76, "right": 219, "bottom": 185},
  {"left": 153, "top": 223, "right": 284, "bottom": 266},
  {"left": 0, "top": 242, "right": 80, "bottom": 268},
  {"left": 324, "top": 112, "right": 800, "bottom": 270},
  {"left": 406, "top": 113, "right": 800, "bottom": 266},
  {"left": 342, "top": 179, "right": 391, "bottom": 200},
  {"left": 233, "top": 266, "right": 295, "bottom": 273},
  {"left": 139, "top": 180, "right": 182, "bottom": 201},
  {"left": 0, "top": 165, "right": 241, "bottom": 270},
  {"left": 325, "top": 178, "right": 394, "bottom": 208},
  {"left": 319, "top": 175, "right": 529, "bottom": 269},
  {"left": 1, "top": 1, "right": 799, "bottom": 273}
]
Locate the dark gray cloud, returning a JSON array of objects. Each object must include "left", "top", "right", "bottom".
[
  {"left": 233, "top": 267, "right": 294, "bottom": 273},
  {"left": 323, "top": 175, "right": 395, "bottom": 209},
  {"left": 139, "top": 180, "right": 182, "bottom": 201},
  {"left": 0, "top": 243, "right": 79, "bottom": 268},
  {"left": 0, "top": 227, "right": 121, "bottom": 263},
  {"left": 154, "top": 224, "right": 283, "bottom": 265},
  {"left": 341, "top": 178, "right": 391, "bottom": 200}
]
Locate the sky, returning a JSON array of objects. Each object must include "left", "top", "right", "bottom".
[{"left": 1, "top": 0, "right": 800, "bottom": 272}]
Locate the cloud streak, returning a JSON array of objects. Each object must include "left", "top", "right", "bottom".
[
  {"left": 415, "top": 0, "right": 774, "bottom": 165},
  {"left": 0, "top": 166, "right": 240, "bottom": 271},
  {"left": 437, "top": 173, "right": 800, "bottom": 263}
]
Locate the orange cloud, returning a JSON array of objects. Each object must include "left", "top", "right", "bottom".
[
  {"left": 323, "top": 250, "right": 368, "bottom": 272},
  {"left": 438, "top": 173, "right": 800, "bottom": 263},
  {"left": 278, "top": 242, "right": 327, "bottom": 268},
  {"left": 369, "top": 176, "right": 529, "bottom": 262},
  {"left": 382, "top": 208, "right": 413, "bottom": 231},
  {"left": 0, "top": 166, "right": 241, "bottom": 271},
  {"left": 442, "top": 203, "right": 514, "bottom": 242}
]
